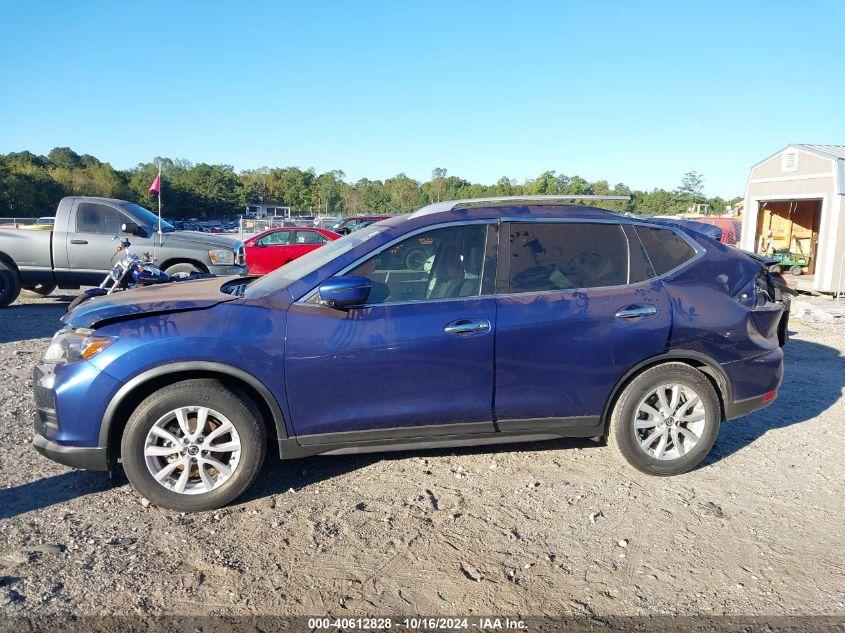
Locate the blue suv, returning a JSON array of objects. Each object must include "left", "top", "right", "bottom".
[{"left": 33, "top": 198, "right": 789, "bottom": 511}]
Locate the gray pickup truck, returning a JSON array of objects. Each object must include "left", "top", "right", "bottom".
[{"left": 0, "top": 196, "right": 246, "bottom": 307}]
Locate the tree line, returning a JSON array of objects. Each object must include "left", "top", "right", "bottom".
[{"left": 0, "top": 147, "right": 739, "bottom": 219}]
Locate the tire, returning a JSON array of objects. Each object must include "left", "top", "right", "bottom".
[
  {"left": 607, "top": 362, "right": 720, "bottom": 476},
  {"left": 0, "top": 260, "right": 22, "bottom": 308},
  {"left": 770, "top": 265, "right": 782, "bottom": 274},
  {"left": 164, "top": 262, "right": 203, "bottom": 279},
  {"left": 789, "top": 265, "right": 803, "bottom": 276},
  {"left": 66, "top": 288, "right": 108, "bottom": 313},
  {"left": 120, "top": 379, "right": 266, "bottom": 511},
  {"left": 21, "top": 282, "right": 57, "bottom": 297}
]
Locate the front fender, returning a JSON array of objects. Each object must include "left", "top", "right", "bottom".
[{"left": 89, "top": 302, "right": 290, "bottom": 444}]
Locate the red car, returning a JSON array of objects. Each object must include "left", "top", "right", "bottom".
[
  {"left": 245, "top": 227, "right": 341, "bottom": 274},
  {"left": 692, "top": 217, "right": 742, "bottom": 245}
]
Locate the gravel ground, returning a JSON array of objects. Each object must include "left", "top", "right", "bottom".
[{"left": 0, "top": 290, "right": 843, "bottom": 618}]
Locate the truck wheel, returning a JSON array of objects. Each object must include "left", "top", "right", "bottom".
[
  {"left": 0, "top": 261, "right": 22, "bottom": 308},
  {"left": 607, "top": 363, "right": 720, "bottom": 476},
  {"left": 789, "top": 265, "right": 803, "bottom": 276},
  {"left": 164, "top": 262, "right": 203, "bottom": 279},
  {"left": 121, "top": 379, "right": 266, "bottom": 512},
  {"left": 21, "top": 282, "right": 57, "bottom": 297}
]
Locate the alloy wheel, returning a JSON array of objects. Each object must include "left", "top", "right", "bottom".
[
  {"left": 143, "top": 406, "right": 242, "bottom": 494},
  {"left": 633, "top": 383, "right": 706, "bottom": 460}
]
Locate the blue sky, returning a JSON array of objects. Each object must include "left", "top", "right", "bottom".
[{"left": 1, "top": 1, "right": 842, "bottom": 197}]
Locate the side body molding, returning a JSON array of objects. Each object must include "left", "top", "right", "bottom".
[{"left": 98, "top": 361, "right": 288, "bottom": 448}]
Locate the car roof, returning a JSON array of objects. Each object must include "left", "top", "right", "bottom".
[{"left": 379, "top": 200, "right": 625, "bottom": 229}]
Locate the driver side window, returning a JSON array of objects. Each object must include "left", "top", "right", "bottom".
[
  {"left": 347, "top": 224, "right": 489, "bottom": 304},
  {"left": 257, "top": 230, "right": 291, "bottom": 246},
  {"left": 507, "top": 222, "right": 630, "bottom": 293},
  {"left": 76, "top": 203, "right": 126, "bottom": 235}
]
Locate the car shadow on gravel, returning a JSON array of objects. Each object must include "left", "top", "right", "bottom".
[
  {"left": 704, "top": 336, "right": 844, "bottom": 466},
  {"left": 0, "top": 299, "right": 72, "bottom": 344},
  {"left": 242, "top": 437, "right": 599, "bottom": 505},
  {"left": 0, "top": 470, "right": 120, "bottom": 520}
]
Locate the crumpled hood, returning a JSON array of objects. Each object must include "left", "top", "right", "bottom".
[
  {"left": 62, "top": 277, "right": 239, "bottom": 329},
  {"left": 162, "top": 231, "right": 242, "bottom": 249}
]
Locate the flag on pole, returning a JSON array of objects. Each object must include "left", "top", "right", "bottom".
[{"left": 147, "top": 173, "right": 161, "bottom": 195}]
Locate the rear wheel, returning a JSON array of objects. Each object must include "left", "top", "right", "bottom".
[
  {"left": 121, "top": 379, "right": 266, "bottom": 511},
  {"left": 607, "top": 363, "right": 720, "bottom": 475},
  {"left": 0, "top": 260, "right": 22, "bottom": 308},
  {"left": 21, "top": 282, "right": 57, "bottom": 297},
  {"left": 789, "top": 265, "right": 803, "bottom": 276}
]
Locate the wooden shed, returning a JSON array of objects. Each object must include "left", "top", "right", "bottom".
[{"left": 741, "top": 144, "right": 845, "bottom": 293}]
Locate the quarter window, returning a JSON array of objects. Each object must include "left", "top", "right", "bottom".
[
  {"left": 347, "top": 224, "right": 488, "bottom": 304},
  {"left": 507, "top": 222, "right": 630, "bottom": 292},
  {"left": 76, "top": 203, "right": 125, "bottom": 235},
  {"left": 635, "top": 226, "right": 696, "bottom": 275}
]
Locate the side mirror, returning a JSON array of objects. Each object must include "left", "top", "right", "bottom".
[
  {"left": 121, "top": 222, "right": 140, "bottom": 236},
  {"left": 318, "top": 276, "right": 372, "bottom": 309}
]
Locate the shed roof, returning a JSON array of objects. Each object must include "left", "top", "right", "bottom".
[{"left": 792, "top": 144, "right": 845, "bottom": 161}]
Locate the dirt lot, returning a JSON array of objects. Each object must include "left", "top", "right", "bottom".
[{"left": 1, "top": 291, "right": 843, "bottom": 619}]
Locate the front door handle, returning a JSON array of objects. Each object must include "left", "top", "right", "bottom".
[
  {"left": 70, "top": 239, "right": 88, "bottom": 245},
  {"left": 615, "top": 305, "right": 658, "bottom": 319},
  {"left": 444, "top": 319, "right": 491, "bottom": 335}
]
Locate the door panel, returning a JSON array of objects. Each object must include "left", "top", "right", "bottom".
[
  {"left": 285, "top": 298, "right": 497, "bottom": 438},
  {"left": 494, "top": 221, "right": 672, "bottom": 425},
  {"left": 496, "top": 281, "right": 671, "bottom": 422},
  {"left": 65, "top": 202, "right": 146, "bottom": 276}
]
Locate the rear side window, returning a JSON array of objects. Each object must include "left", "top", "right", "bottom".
[
  {"left": 295, "top": 231, "right": 327, "bottom": 245},
  {"left": 76, "top": 203, "right": 125, "bottom": 235},
  {"left": 635, "top": 226, "right": 697, "bottom": 275},
  {"left": 507, "top": 222, "right": 629, "bottom": 292}
]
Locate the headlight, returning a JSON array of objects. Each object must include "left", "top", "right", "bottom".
[
  {"left": 208, "top": 249, "right": 235, "bottom": 265},
  {"left": 42, "top": 328, "right": 117, "bottom": 365}
]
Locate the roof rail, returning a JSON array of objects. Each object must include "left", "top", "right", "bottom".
[{"left": 408, "top": 194, "right": 631, "bottom": 218}]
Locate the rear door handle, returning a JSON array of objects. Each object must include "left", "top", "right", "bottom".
[
  {"left": 70, "top": 239, "right": 88, "bottom": 245},
  {"left": 615, "top": 305, "right": 658, "bottom": 319},
  {"left": 444, "top": 319, "right": 491, "bottom": 335}
]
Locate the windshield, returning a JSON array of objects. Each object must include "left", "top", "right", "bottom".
[
  {"left": 121, "top": 202, "right": 176, "bottom": 232},
  {"left": 245, "top": 225, "right": 388, "bottom": 298}
]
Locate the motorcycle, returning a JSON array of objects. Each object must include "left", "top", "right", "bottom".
[{"left": 66, "top": 230, "right": 212, "bottom": 312}]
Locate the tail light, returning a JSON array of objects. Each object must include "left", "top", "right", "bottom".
[{"left": 735, "top": 278, "right": 776, "bottom": 309}]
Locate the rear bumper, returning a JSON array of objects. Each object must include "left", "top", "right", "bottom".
[
  {"left": 33, "top": 429, "right": 109, "bottom": 471},
  {"left": 721, "top": 346, "right": 784, "bottom": 420},
  {"left": 724, "top": 390, "right": 778, "bottom": 420}
]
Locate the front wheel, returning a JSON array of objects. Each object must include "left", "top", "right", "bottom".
[
  {"left": 164, "top": 262, "right": 203, "bottom": 279},
  {"left": 607, "top": 363, "right": 720, "bottom": 476},
  {"left": 121, "top": 379, "right": 266, "bottom": 511}
]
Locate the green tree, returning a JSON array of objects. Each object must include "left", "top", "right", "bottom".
[
  {"left": 677, "top": 171, "right": 704, "bottom": 211},
  {"left": 384, "top": 173, "right": 423, "bottom": 212}
]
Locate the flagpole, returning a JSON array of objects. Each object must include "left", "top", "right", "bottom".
[{"left": 157, "top": 160, "right": 162, "bottom": 237}]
